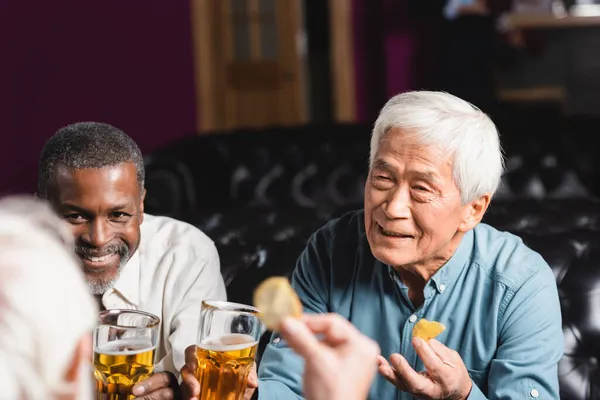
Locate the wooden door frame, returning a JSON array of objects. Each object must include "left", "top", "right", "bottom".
[
  {"left": 329, "top": 0, "right": 357, "bottom": 123},
  {"left": 190, "top": 0, "right": 308, "bottom": 133},
  {"left": 190, "top": 0, "right": 222, "bottom": 133}
]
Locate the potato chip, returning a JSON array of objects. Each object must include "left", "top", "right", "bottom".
[
  {"left": 253, "top": 277, "right": 303, "bottom": 331},
  {"left": 412, "top": 318, "right": 446, "bottom": 341}
]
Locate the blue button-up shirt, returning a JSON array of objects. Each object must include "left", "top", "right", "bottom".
[{"left": 257, "top": 210, "right": 563, "bottom": 399}]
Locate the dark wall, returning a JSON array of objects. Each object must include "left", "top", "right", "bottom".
[
  {"left": 0, "top": 0, "right": 197, "bottom": 195},
  {"left": 352, "top": 0, "right": 421, "bottom": 122}
]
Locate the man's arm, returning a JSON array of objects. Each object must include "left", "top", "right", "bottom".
[
  {"left": 469, "top": 266, "right": 563, "bottom": 399},
  {"left": 133, "top": 235, "right": 227, "bottom": 399},
  {"left": 257, "top": 226, "right": 332, "bottom": 400},
  {"left": 157, "top": 242, "right": 227, "bottom": 375}
]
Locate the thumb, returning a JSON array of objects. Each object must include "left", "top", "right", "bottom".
[
  {"left": 279, "top": 317, "right": 321, "bottom": 359},
  {"left": 427, "top": 339, "right": 459, "bottom": 367}
]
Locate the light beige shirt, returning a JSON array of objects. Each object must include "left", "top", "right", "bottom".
[{"left": 99, "top": 213, "right": 227, "bottom": 375}]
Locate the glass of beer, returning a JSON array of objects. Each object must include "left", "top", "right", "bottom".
[
  {"left": 93, "top": 309, "right": 160, "bottom": 400},
  {"left": 195, "top": 300, "right": 264, "bottom": 400}
]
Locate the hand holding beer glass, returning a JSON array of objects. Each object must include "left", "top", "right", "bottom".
[
  {"left": 195, "top": 300, "right": 264, "bottom": 400},
  {"left": 93, "top": 309, "right": 160, "bottom": 400}
]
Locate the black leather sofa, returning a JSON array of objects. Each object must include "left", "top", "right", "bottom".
[{"left": 144, "top": 118, "right": 600, "bottom": 399}]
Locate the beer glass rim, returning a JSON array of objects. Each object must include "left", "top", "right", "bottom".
[
  {"left": 98, "top": 309, "right": 161, "bottom": 328},
  {"left": 202, "top": 300, "right": 259, "bottom": 314}
]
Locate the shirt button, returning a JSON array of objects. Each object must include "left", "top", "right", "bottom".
[
  {"left": 530, "top": 389, "right": 539, "bottom": 398},
  {"left": 409, "top": 314, "right": 417, "bottom": 323},
  {"left": 439, "top": 284, "right": 446, "bottom": 292},
  {"left": 272, "top": 337, "right": 281, "bottom": 344}
]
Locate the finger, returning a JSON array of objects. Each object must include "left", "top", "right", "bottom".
[
  {"left": 134, "top": 387, "right": 175, "bottom": 400},
  {"left": 377, "top": 355, "right": 407, "bottom": 391},
  {"left": 301, "top": 314, "right": 357, "bottom": 346},
  {"left": 377, "top": 355, "right": 388, "bottom": 368},
  {"left": 132, "top": 372, "right": 173, "bottom": 397},
  {"left": 185, "top": 345, "right": 198, "bottom": 371},
  {"left": 279, "top": 316, "right": 322, "bottom": 359},
  {"left": 247, "top": 363, "right": 258, "bottom": 388},
  {"left": 389, "top": 353, "right": 434, "bottom": 395},
  {"left": 180, "top": 365, "right": 200, "bottom": 399},
  {"left": 377, "top": 356, "right": 396, "bottom": 383},
  {"left": 243, "top": 386, "right": 257, "bottom": 400},
  {"left": 359, "top": 336, "right": 381, "bottom": 359},
  {"left": 428, "top": 339, "right": 458, "bottom": 368},
  {"left": 412, "top": 337, "right": 445, "bottom": 377}
]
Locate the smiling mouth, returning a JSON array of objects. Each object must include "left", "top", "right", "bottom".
[
  {"left": 378, "top": 224, "right": 414, "bottom": 239},
  {"left": 80, "top": 253, "right": 118, "bottom": 269}
]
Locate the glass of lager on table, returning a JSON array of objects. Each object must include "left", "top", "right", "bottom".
[
  {"left": 195, "top": 300, "right": 264, "bottom": 400},
  {"left": 93, "top": 309, "right": 160, "bottom": 400}
]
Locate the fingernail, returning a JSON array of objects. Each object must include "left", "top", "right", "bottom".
[
  {"left": 281, "top": 317, "right": 301, "bottom": 333},
  {"left": 131, "top": 385, "right": 145, "bottom": 396}
]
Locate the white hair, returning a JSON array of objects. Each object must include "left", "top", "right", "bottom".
[
  {"left": 370, "top": 91, "right": 505, "bottom": 203},
  {"left": 0, "top": 198, "right": 97, "bottom": 400},
  {"left": 0, "top": 195, "right": 73, "bottom": 247}
]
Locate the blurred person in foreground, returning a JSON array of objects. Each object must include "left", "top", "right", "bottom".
[
  {"left": 37, "top": 122, "right": 227, "bottom": 399},
  {"left": 0, "top": 196, "right": 97, "bottom": 400},
  {"left": 182, "top": 90, "right": 563, "bottom": 399}
]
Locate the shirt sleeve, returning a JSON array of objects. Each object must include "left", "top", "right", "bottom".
[
  {"left": 155, "top": 241, "right": 227, "bottom": 375},
  {"left": 469, "top": 266, "right": 563, "bottom": 399},
  {"left": 257, "top": 226, "right": 332, "bottom": 399}
]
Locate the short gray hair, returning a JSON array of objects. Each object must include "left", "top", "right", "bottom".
[
  {"left": 370, "top": 91, "right": 504, "bottom": 203},
  {"left": 38, "top": 122, "right": 145, "bottom": 198}
]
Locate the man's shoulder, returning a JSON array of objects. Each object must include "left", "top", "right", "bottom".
[
  {"left": 472, "top": 223, "right": 552, "bottom": 290},
  {"left": 140, "top": 213, "right": 217, "bottom": 255},
  {"left": 316, "top": 208, "right": 365, "bottom": 243},
  {"left": 305, "top": 208, "right": 368, "bottom": 271}
]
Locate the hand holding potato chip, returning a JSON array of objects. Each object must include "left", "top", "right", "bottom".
[{"left": 379, "top": 318, "right": 473, "bottom": 400}]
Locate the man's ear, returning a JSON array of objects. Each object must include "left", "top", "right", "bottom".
[
  {"left": 458, "top": 194, "right": 491, "bottom": 233},
  {"left": 139, "top": 188, "right": 146, "bottom": 222}
]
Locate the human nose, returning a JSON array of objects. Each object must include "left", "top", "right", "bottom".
[
  {"left": 383, "top": 185, "right": 411, "bottom": 219},
  {"left": 81, "top": 218, "right": 112, "bottom": 247}
]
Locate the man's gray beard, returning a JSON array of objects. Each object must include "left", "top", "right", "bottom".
[{"left": 87, "top": 255, "right": 129, "bottom": 295}]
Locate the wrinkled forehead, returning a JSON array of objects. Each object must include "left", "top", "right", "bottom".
[
  {"left": 52, "top": 163, "right": 141, "bottom": 206},
  {"left": 374, "top": 130, "right": 453, "bottom": 169}
]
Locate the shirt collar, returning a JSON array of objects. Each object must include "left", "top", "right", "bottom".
[
  {"left": 429, "top": 228, "right": 474, "bottom": 293},
  {"left": 107, "top": 249, "right": 141, "bottom": 306},
  {"left": 387, "top": 228, "right": 474, "bottom": 294}
]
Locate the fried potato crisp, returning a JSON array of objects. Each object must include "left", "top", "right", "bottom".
[
  {"left": 253, "top": 277, "right": 303, "bottom": 331},
  {"left": 412, "top": 318, "right": 446, "bottom": 341}
]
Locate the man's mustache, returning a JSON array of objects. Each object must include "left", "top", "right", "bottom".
[{"left": 74, "top": 241, "right": 129, "bottom": 258}]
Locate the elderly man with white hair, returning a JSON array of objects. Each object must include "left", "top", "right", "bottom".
[
  {"left": 0, "top": 196, "right": 97, "bottom": 400},
  {"left": 182, "top": 91, "right": 563, "bottom": 399}
]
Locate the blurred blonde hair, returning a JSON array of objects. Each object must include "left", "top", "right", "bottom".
[{"left": 0, "top": 196, "right": 97, "bottom": 399}]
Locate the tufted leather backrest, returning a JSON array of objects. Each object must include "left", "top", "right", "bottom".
[{"left": 144, "top": 121, "right": 597, "bottom": 218}]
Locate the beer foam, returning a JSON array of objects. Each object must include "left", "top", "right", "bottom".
[
  {"left": 95, "top": 339, "right": 156, "bottom": 356},
  {"left": 198, "top": 334, "right": 257, "bottom": 352}
]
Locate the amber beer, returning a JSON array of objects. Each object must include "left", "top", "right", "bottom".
[
  {"left": 93, "top": 339, "right": 156, "bottom": 400},
  {"left": 195, "top": 333, "right": 259, "bottom": 400},
  {"left": 94, "top": 310, "right": 160, "bottom": 400}
]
